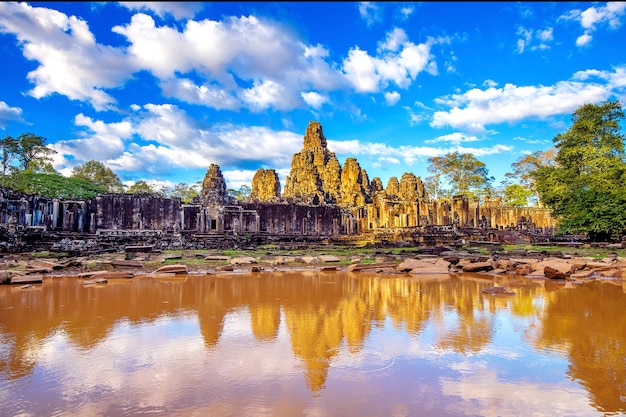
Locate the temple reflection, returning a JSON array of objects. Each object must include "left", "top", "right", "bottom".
[{"left": 1, "top": 271, "right": 625, "bottom": 413}]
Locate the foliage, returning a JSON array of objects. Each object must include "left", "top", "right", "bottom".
[
  {"left": 426, "top": 152, "right": 494, "bottom": 199},
  {"left": 10, "top": 172, "right": 104, "bottom": 199},
  {"left": 534, "top": 100, "right": 626, "bottom": 240},
  {"left": 504, "top": 149, "right": 556, "bottom": 206},
  {"left": 71, "top": 160, "right": 124, "bottom": 193},
  {"left": 502, "top": 183, "right": 532, "bottom": 207},
  {"left": 167, "top": 182, "right": 200, "bottom": 203},
  {"left": 126, "top": 180, "right": 157, "bottom": 195},
  {"left": 0, "top": 135, "right": 19, "bottom": 187},
  {"left": 227, "top": 185, "right": 252, "bottom": 202},
  {"left": 14, "top": 133, "right": 57, "bottom": 172}
]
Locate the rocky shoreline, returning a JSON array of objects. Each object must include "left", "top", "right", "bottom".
[{"left": 2, "top": 245, "right": 625, "bottom": 290}]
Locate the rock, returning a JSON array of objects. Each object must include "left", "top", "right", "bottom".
[
  {"left": 229, "top": 256, "right": 257, "bottom": 265},
  {"left": 398, "top": 258, "right": 450, "bottom": 274},
  {"left": 317, "top": 255, "right": 341, "bottom": 263},
  {"left": 152, "top": 264, "right": 188, "bottom": 274},
  {"left": 347, "top": 262, "right": 397, "bottom": 272},
  {"left": 543, "top": 261, "right": 576, "bottom": 279},
  {"left": 204, "top": 255, "right": 231, "bottom": 261},
  {"left": 10, "top": 274, "right": 43, "bottom": 284},
  {"left": 462, "top": 261, "right": 494, "bottom": 273},
  {"left": 111, "top": 260, "right": 144, "bottom": 268},
  {"left": 79, "top": 270, "right": 134, "bottom": 279},
  {"left": 515, "top": 264, "right": 533, "bottom": 275},
  {"left": 216, "top": 265, "right": 234, "bottom": 272}
]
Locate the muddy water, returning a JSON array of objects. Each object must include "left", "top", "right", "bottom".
[{"left": 1, "top": 271, "right": 625, "bottom": 417}]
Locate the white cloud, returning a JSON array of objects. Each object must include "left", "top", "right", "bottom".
[
  {"left": 112, "top": 13, "right": 344, "bottom": 112},
  {"left": 51, "top": 104, "right": 304, "bottom": 183},
  {"left": 430, "top": 66, "right": 626, "bottom": 133},
  {"left": 425, "top": 132, "right": 480, "bottom": 144},
  {"left": 576, "top": 33, "right": 593, "bottom": 46},
  {"left": 118, "top": 2, "right": 204, "bottom": 20},
  {"left": 342, "top": 28, "right": 433, "bottom": 94},
  {"left": 328, "top": 139, "right": 513, "bottom": 170},
  {"left": 0, "top": 2, "right": 134, "bottom": 111},
  {"left": 160, "top": 78, "right": 241, "bottom": 110},
  {"left": 516, "top": 26, "right": 553, "bottom": 53},
  {"left": 358, "top": 2, "right": 382, "bottom": 26},
  {"left": 0, "top": 101, "right": 23, "bottom": 128},
  {"left": 384, "top": 91, "right": 401, "bottom": 106},
  {"left": 561, "top": 2, "right": 626, "bottom": 46},
  {"left": 397, "top": 5, "right": 414, "bottom": 20},
  {"left": 301, "top": 91, "right": 328, "bottom": 109}
]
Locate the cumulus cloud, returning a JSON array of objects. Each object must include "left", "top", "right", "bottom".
[
  {"left": 342, "top": 28, "right": 434, "bottom": 94},
  {"left": 0, "top": 101, "right": 23, "bottom": 128},
  {"left": 358, "top": 2, "right": 382, "bottom": 26},
  {"left": 425, "top": 132, "right": 481, "bottom": 144},
  {"left": 430, "top": 66, "right": 626, "bottom": 133},
  {"left": 51, "top": 104, "right": 303, "bottom": 185},
  {"left": 560, "top": 2, "right": 626, "bottom": 46},
  {"left": 112, "top": 13, "right": 345, "bottom": 112},
  {"left": 516, "top": 26, "right": 553, "bottom": 53},
  {"left": 384, "top": 91, "right": 401, "bottom": 106},
  {"left": 301, "top": 92, "right": 328, "bottom": 109},
  {"left": 0, "top": 2, "right": 135, "bottom": 111},
  {"left": 118, "top": 2, "right": 204, "bottom": 20},
  {"left": 328, "top": 139, "right": 513, "bottom": 169}
]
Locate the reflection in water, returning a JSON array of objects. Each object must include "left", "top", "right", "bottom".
[{"left": 0, "top": 271, "right": 625, "bottom": 416}]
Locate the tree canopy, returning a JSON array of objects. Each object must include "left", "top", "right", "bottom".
[
  {"left": 71, "top": 160, "right": 124, "bottom": 193},
  {"left": 533, "top": 100, "right": 626, "bottom": 240},
  {"left": 425, "top": 152, "right": 494, "bottom": 200}
]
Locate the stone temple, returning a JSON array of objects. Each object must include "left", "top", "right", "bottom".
[{"left": 0, "top": 121, "right": 555, "bottom": 252}]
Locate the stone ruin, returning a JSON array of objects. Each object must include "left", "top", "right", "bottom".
[{"left": 0, "top": 121, "right": 556, "bottom": 252}]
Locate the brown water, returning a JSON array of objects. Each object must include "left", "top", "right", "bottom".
[{"left": 1, "top": 271, "right": 626, "bottom": 417}]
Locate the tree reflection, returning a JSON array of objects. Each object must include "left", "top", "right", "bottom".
[{"left": 534, "top": 281, "right": 626, "bottom": 413}]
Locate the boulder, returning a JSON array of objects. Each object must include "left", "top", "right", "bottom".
[
  {"left": 462, "top": 261, "right": 494, "bottom": 273},
  {"left": 229, "top": 256, "right": 257, "bottom": 265},
  {"left": 543, "top": 261, "right": 576, "bottom": 279}
]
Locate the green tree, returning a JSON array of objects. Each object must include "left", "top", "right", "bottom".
[
  {"left": 427, "top": 152, "right": 494, "bottom": 199},
  {"left": 0, "top": 135, "right": 19, "bottom": 187},
  {"left": 424, "top": 156, "right": 447, "bottom": 200},
  {"left": 126, "top": 180, "right": 156, "bottom": 195},
  {"left": 502, "top": 183, "right": 532, "bottom": 207},
  {"left": 169, "top": 182, "right": 199, "bottom": 203},
  {"left": 11, "top": 172, "right": 104, "bottom": 199},
  {"left": 534, "top": 100, "right": 626, "bottom": 240},
  {"left": 505, "top": 149, "right": 556, "bottom": 206},
  {"left": 15, "top": 133, "right": 57, "bottom": 172},
  {"left": 71, "top": 160, "right": 124, "bottom": 193}
]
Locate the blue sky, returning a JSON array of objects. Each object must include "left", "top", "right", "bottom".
[{"left": 0, "top": 2, "right": 625, "bottom": 192}]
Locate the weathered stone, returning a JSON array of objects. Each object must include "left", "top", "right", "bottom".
[
  {"left": 250, "top": 168, "right": 281, "bottom": 202},
  {"left": 398, "top": 258, "right": 450, "bottom": 274},
  {"left": 398, "top": 172, "right": 424, "bottom": 201},
  {"left": 152, "top": 264, "right": 188, "bottom": 274},
  {"left": 283, "top": 121, "right": 342, "bottom": 204},
  {"left": 462, "top": 262, "right": 494, "bottom": 273},
  {"left": 229, "top": 256, "right": 258, "bottom": 265},
  {"left": 543, "top": 261, "right": 576, "bottom": 279},
  {"left": 347, "top": 262, "right": 397, "bottom": 272},
  {"left": 200, "top": 163, "right": 228, "bottom": 206},
  {"left": 339, "top": 158, "right": 369, "bottom": 206},
  {"left": 317, "top": 255, "right": 341, "bottom": 263},
  {"left": 385, "top": 177, "right": 400, "bottom": 197},
  {"left": 515, "top": 264, "right": 533, "bottom": 275}
]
